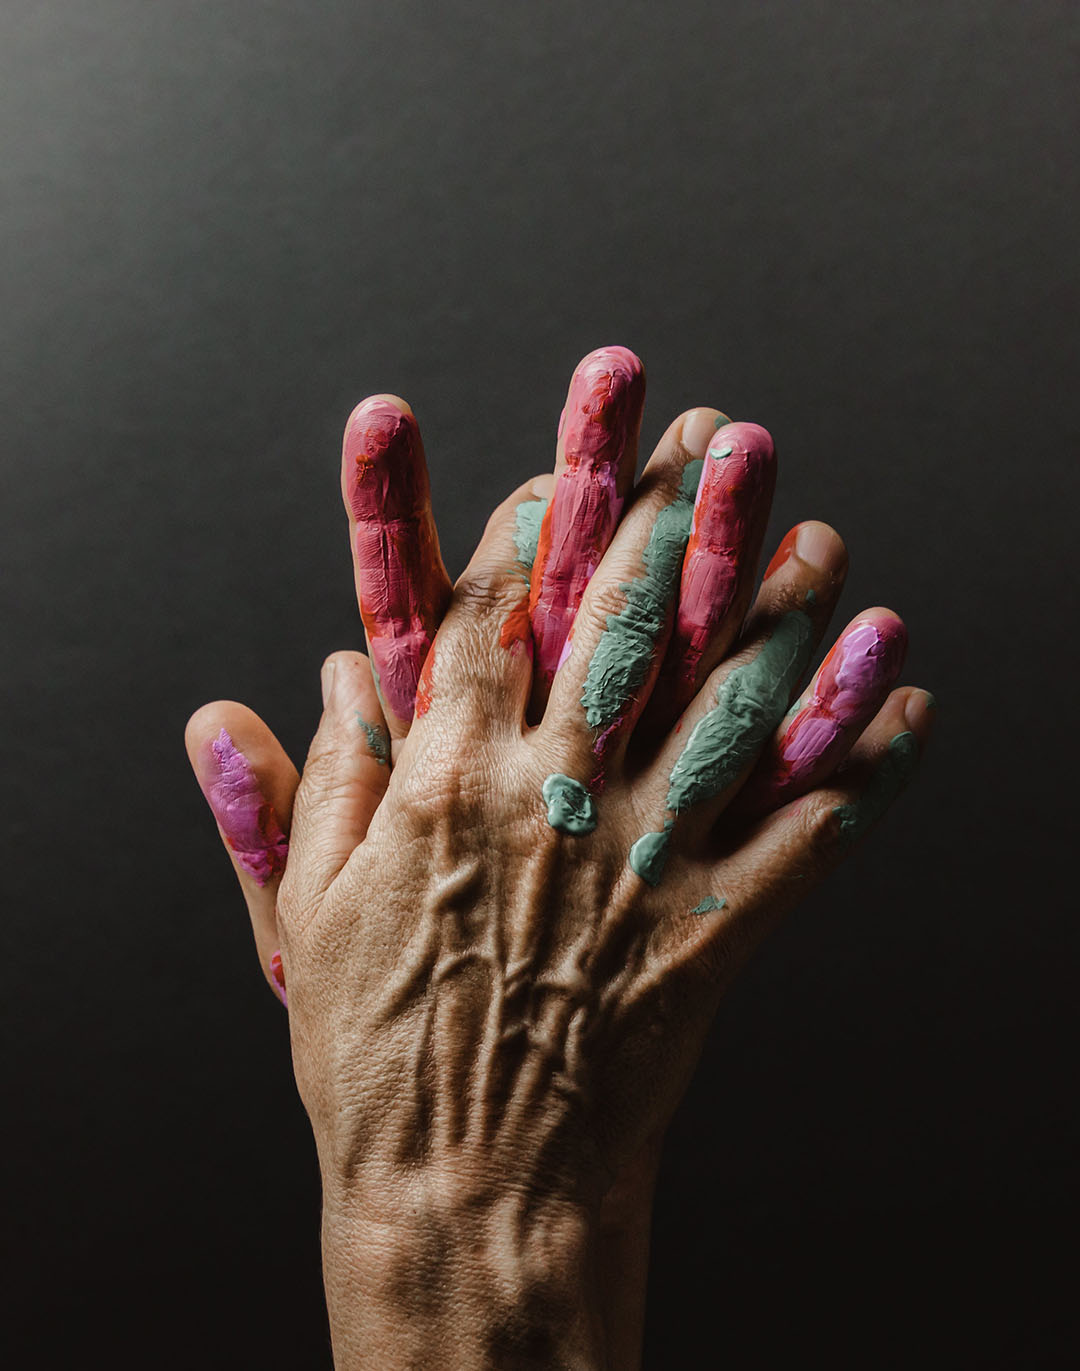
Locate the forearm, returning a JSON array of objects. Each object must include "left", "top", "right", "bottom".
[{"left": 322, "top": 1175, "right": 609, "bottom": 1370}]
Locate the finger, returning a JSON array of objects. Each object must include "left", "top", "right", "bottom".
[
  {"left": 283, "top": 650, "right": 393, "bottom": 918},
  {"left": 624, "top": 522, "right": 849, "bottom": 887},
  {"left": 528, "top": 346, "right": 646, "bottom": 709},
  {"left": 650, "top": 687, "right": 935, "bottom": 987},
  {"left": 737, "top": 607, "right": 907, "bottom": 816},
  {"left": 341, "top": 395, "right": 453, "bottom": 737},
  {"left": 406, "top": 475, "right": 552, "bottom": 736},
  {"left": 186, "top": 702, "right": 299, "bottom": 1004},
  {"left": 648, "top": 420, "right": 776, "bottom": 727},
  {"left": 533, "top": 408, "right": 716, "bottom": 786}
]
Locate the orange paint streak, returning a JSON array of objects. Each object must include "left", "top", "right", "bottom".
[
  {"left": 500, "top": 595, "right": 532, "bottom": 654},
  {"left": 415, "top": 644, "right": 435, "bottom": 717}
]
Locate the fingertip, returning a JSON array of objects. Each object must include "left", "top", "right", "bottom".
[{"left": 902, "top": 686, "right": 937, "bottom": 739}]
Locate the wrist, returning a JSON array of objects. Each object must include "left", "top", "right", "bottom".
[{"left": 321, "top": 1170, "right": 607, "bottom": 1370}]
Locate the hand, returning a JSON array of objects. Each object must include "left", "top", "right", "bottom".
[{"left": 187, "top": 351, "right": 933, "bottom": 1369}]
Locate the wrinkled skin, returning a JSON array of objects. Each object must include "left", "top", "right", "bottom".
[{"left": 188, "top": 367, "right": 933, "bottom": 1369}]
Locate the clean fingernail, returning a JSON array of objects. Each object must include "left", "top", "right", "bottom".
[
  {"left": 680, "top": 408, "right": 728, "bottom": 459},
  {"left": 321, "top": 660, "right": 337, "bottom": 708},
  {"left": 905, "top": 688, "right": 936, "bottom": 730},
  {"left": 795, "top": 521, "right": 842, "bottom": 573}
]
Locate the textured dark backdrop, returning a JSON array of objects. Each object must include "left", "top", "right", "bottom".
[{"left": 2, "top": 1, "right": 1076, "bottom": 1365}]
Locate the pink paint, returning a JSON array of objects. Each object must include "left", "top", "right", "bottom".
[
  {"left": 205, "top": 729, "right": 288, "bottom": 885},
  {"left": 341, "top": 398, "right": 450, "bottom": 721},
  {"left": 269, "top": 951, "right": 288, "bottom": 1007},
  {"left": 529, "top": 347, "right": 645, "bottom": 685},
  {"left": 669, "top": 423, "right": 776, "bottom": 707},
  {"left": 742, "top": 613, "right": 907, "bottom": 812}
]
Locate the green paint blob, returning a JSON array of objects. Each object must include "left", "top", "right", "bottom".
[
  {"left": 580, "top": 460, "right": 702, "bottom": 733},
  {"left": 805, "top": 587, "right": 817, "bottom": 605},
  {"left": 628, "top": 822, "right": 673, "bottom": 885},
  {"left": 356, "top": 714, "right": 390, "bottom": 765},
  {"left": 711, "top": 445, "right": 734, "bottom": 460},
  {"left": 542, "top": 773, "right": 598, "bottom": 835},
  {"left": 713, "top": 412, "right": 733, "bottom": 428},
  {"left": 833, "top": 731, "right": 918, "bottom": 842},
  {"left": 665, "top": 611, "right": 813, "bottom": 813},
  {"left": 513, "top": 497, "right": 548, "bottom": 577},
  {"left": 690, "top": 896, "right": 726, "bottom": 914}
]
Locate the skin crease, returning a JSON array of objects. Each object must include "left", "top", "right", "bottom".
[
  {"left": 529, "top": 347, "right": 645, "bottom": 685},
  {"left": 189, "top": 373, "right": 934, "bottom": 1371}
]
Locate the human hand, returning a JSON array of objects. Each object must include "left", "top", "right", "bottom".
[{"left": 187, "top": 351, "right": 931, "bottom": 1369}]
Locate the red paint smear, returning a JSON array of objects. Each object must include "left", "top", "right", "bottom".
[
  {"left": 269, "top": 951, "right": 288, "bottom": 1008},
  {"left": 529, "top": 347, "right": 644, "bottom": 684},
  {"left": 764, "top": 524, "right": 801, "bottom": 580},
  {"left": 342, "top": 398, "right": 450, "bottom": 720},
  {"left": 500, "top": 595, "right": 532, "bottom": 654},
  {"left": 668, "top": 423, "right": 776, "bottom": 704},
  {"left": 415, "top": 643, "right": 435, "bottom": 717}
]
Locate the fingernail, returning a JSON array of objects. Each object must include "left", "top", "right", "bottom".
[
  {"left": 321, "top": 660, "right": 336, "bottom": 708},
  {"left": 269, "top": 951, "right": 288, "bottom": 1008},
  {"left": 680, "top": 408, "right": 724, "bottom": 459},
  {"left": 795, "top": 522, "right": 840, "bottom": 573},
  {"left": 905, "top": 688, "right": 936, "bottom": 731}
]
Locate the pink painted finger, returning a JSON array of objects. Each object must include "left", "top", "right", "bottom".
[
  {"left": 528, "top": 346, "right": 645, "bottom": 693},
  {"left": 185, "top": 701, "right": 300, "bottom": 1007},
  {"left": 654, "top": 421, "right": 776, "bottom": 721},
  {"left": 737, "top": 608, "right": 908, "bottom": 815},
  {"left": 341, "top": 396, "right": 452, "bottom": 733}
]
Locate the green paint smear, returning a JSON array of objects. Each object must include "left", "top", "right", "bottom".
[
  {"left": 666, "top": 610, "right": 813, "bottom": 811},
  {"left": 805, "top": 587, "right": 817, "bottom": 605},
  {"left": 356, "top": 714, "right": 390, "bottom": 765},
  {"left": 833, "top": 731, "right": 918, "bottom": 843},
  {"left": 713, "top": 412, "right": 733, "bottom": 428},
  {"left": 580, "top": 460, "right": 702, "bottom": 732},
  {"left": 628, "top": 611, "right": 813, "bottom": 886},
  {"left": 542, "top": 773, "right": 598, "bottom": 835},
  {"left": 512, "top": 497, "right": 548, "bottom": 578},
  {"left": 690, "top": 896, "right": 726, "bottom": 914},
  {"left": 711, "top": 445, "right": 734, "bottom": 460}
]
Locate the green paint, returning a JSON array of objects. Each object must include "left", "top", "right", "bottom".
[
  {"left": 580, "top": 460, "right": 702, "bottom": 733},
  {"left": 665, "top": 611, "right": 813, "bottom": 812},
  {"left": 542, "top": 773, "right": 598, "bottom": 835},
  {"left": 711, "top": 445, "right": 734, "bottom": 460},
  {"left": 628, "top": 612, "right": 813, "bottom": 887},
  {"left": 713, "top": 412, "right": 733, "bottom": 428},
  {"left": 512, "top": 497, "right": 548, "bottom": 578},
  {"left": 628, "top": 822, "right": 673, "bottom": 885},
  {"left": 356, "top": 713, "right": 390, "bottom": 765},
  {"left": 805, "top": 587, "right": 817, "bottom": 605},
  {"left": 690, "top": 896, "right": 726, "bottom": 914},
  {"left": 833, "top": 731, "right": 918, "bottom": 842}
]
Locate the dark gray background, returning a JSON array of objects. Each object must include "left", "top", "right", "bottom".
[{"left": 3, "top": 1, "right": 1076, "bottom": 1365}]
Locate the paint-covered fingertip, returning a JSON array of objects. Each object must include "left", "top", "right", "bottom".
[
  {"left": 706, "top": 420, "right": 775, "bottom": 465},
  {"left": 342, "top": 396, "right": 430, "bottom": 523}
]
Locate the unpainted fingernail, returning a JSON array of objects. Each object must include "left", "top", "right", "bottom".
[
  {"left": 905, "top": 689, "right": 936, "bottom": 731},
  {"left": 321, "top": 660, "right": 337, "bottom": 708},
  {"left": 681, "top": 408, "right": 725, "bottom": 459},
  {"left": 795, "top": 522, "right": 841, "bottom": 573}
]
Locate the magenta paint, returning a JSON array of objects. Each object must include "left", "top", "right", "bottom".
[
  {"left": 528, "top": 347, "right": 645, "bottom": 685},
  {"left": 204, "top": 728, "right": 288, "bottom": 886},
  {"left": 742, "top": 613, "right": 907, "bottom": 812}
]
